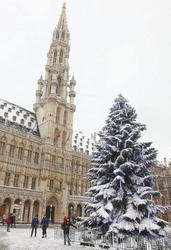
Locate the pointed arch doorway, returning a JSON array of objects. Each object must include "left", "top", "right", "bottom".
[{"left": 46, "top": 196, "right": 58, "bottom": 223}]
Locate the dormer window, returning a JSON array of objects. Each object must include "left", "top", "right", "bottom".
[
  {"left": 4, "top": 112, "right": 8, "bottom": 118},
  {"left": 13, "top": 116, "right": 16, "bottom": 121},
  {"left": 20, "top": 119, "right": 24, "bottom": 124}
]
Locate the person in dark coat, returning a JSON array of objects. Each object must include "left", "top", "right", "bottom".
[
  {"left": 62, "top": 217, "right": 77, "bottom": 245},
  {"left": 10, "top": 213, "right": 16, "bottom": 228},
  {"left": 41, "top": 215, "right": 49, "bottom": 238},
  {"left": 31, "top": 214, "right": 39, "bottom": 237},
  {"left": 5, "top": 215, "right": 11, "bottom": 232}
]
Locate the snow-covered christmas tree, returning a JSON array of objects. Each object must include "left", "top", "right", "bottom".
[{"left": 84, "top": 94, "right": 168, "bottom": 240}]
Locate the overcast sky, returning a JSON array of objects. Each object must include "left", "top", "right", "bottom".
[{"left": 0, "top": 0, "right": 171, "bottom": 163}]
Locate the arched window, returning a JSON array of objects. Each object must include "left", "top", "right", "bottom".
[
  {"left": 53, "top": 50, "right": 57, "bottom": 64},
  {"left": 56, "top": 107, "right": 60, "bottom": 123},
  {"left": 61, "top": 32, "right": 65, "bottom": 40},
  {"left": 62, "top": 131, "right": 67, "bottom": 148},
  {"left": 54, "top": 128, "right": 60, "bottom": 146},
  {"left": 56, "top": 32, "right": 59, "bottom": 39},
  {"left": 59, "top": 50, "right": 63, "bottom": 63},
  {"left": 63, "top": 111, "right": 67, "bottom": 126},
  {"left": 56, "top": 77, "right": 61, "bottom": 96}
]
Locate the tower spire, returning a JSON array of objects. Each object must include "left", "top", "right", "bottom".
[{"left": 34, "top": 3, "right": 76, "bottom": 149}]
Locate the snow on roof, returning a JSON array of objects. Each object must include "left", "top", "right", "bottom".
[
  {"left": 0, "top": 99, "right": 40, "bottom": 136},
  {"left": 72, "top": 131, "right": 98, "bottom": 155}
]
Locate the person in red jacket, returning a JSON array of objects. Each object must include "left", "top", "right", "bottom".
[
  {"left": 5, "top": 215, "right": 11, "bottom": 232},
  {"left": 62, "top": 217, "right": 77, "bottom": 245}
]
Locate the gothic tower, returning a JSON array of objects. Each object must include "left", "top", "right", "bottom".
[{"left": 33, "top": 3, "right": 76, "bottom": 150}]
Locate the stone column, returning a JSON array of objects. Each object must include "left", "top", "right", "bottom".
[{"left": 29, "top": 201, "right": 34, "bottom": 223}]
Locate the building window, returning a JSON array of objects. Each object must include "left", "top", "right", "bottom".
[
  {"left": 56, "top": 77, "right": 61, "bottom": 96},
  {"left": 23, "top": 176, "right": 29, "bottom": 189},
  {"left": 34, "top": 152, "right": 39, "bottom": 164},
  {"left": 59, "top": 50, "right": 63, "bottom": 63},
  {"left": 59, "top": 180, "right": 62, "bottom": 191},
  {"left": 31, "top": 178, "right": 36, "bottom": 190},
  {"left": 63, "top": 111, "right": 67, "bottom": 126},
  {"left": 53, "top": 50, "right": 57, "bottom": 64},
  {"left": 27, "top": 150, "right": 32, "bottom": 162},
  {"left": 9, "top": 145, "right": 15, "bottom": 158},
  {"left": 49, "top": 179, "right": 54, "bottom": 190},
  {"left": 158, "top": 182, "right": 164, "bottom": 190},
  {"left": 0, "top": 141, "right": 5, "bottom": 154},
  {"left": 167, "top": 177, "right": 171, "bottom": 187},
  {"left": 62, "top": 131, "right": 67, "bottom": 148},
  {"left": 56, "top": 107, "right": 60, "bottom": 123},
  {"left": 18, "top": 147, "right": 23, "bottom": 160},
  {"left": 4, "top": 172, "right": 10, "bottom": 186},
  {"left": 52, "top": 155, "right": 56, "bottom": 166},
  {"left": 13, "top": 174, "right": 19, "bottom": 187}
]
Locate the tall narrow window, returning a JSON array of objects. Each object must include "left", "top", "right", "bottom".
[
  {"left": 0, "top": 141, "right": 5, "bottom": 154},
  {"left": 53, "top": 50, "right": 57, "bottom": 64},
  {"left": 27, "top": 150, "right": 32, "bottom": 162},
  {"left": 23, "top": 176, "right": 29, "bottom": 189},
  {"left": 4, "top": 172, "right": 10, "bottom": 186},
  {"left": 56, "top": 107, "right": 60, "bottom": 123},
  {"left": 49, "top": 179, "right": 54, "bottom": 190},
  {"left": 52, "top": 155, "right": 56, "bottom": 166},
  {"left": 13, "top": 174, "right": 19, "bottom": 187},
  {"left": 56, "top": 77, "right": 61, "bottom": 96},
  {"left": 18, "top": 147, "right": 23, "bottom": 160},
  {"left": 62, "top": 131, "right": 67, "bottom": 148},
  {"left": 56, "top": 32, "right": 59, "bottom": 39},
  {"left": 59, "top": 180, "right": 62, "bottom": 191},
  {"left": 9, "top": 145, "right": 15, "bottom": 158},
  {"left": 61, "top": 32, "right": 65, "bottom": 40},
  {"left": 54, "top": 128, "right": 60, "bottom": 146},
  {"left": 31, "top": 177, "right": 36, "bottom": 190},
  {"left": 59, "top": 50, "right": 63, "bottom": 63},
  {"left": 34, "top": 152, "right": 39, "bottom": 164},
  {"left": 63, "top": 111, "right": 67, "bottom": 126}
]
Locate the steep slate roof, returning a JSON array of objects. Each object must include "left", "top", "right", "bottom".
[
  {"left": 0, "top": 99, "right": 97, "bottom": 154},
  {"left": 72, "top": 131, "right": 97, "bottom": 155},
  {"left": 0, "top": 99, "right": 40, "bottom": 136}
]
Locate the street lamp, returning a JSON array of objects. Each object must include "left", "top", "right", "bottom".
[
  {"left": 18, "top": 201, "right": 22, "bottom": 223},
  {"left": 70, "top": 206, "right": 73, "bottom": 219},
  {"left": 49, "top": 204, "right": 53, "bottom": 223}
]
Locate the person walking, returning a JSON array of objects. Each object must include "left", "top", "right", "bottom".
[
  {"left": 41, "top": 214, "right": 49, "bottom": 238},
  {"left": 10, "top": 213, "right": 16, "bottom": 228},
  {"left": 31, "top": 214, "right": 39, "bottom": 237},
  {"left": 62, "top": 217, "right": 77, "bottom": 246},
  {"left": 5, "top": 215, "right": 11, "bottom": 232}
]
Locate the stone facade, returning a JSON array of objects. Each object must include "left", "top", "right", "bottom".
[{"left": 0, "top": 3, "right": 92, "bottom": 224}]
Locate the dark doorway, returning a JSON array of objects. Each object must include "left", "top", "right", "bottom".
[{"left": 46, "top": 205, "right": 55, "bottom": 223}]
